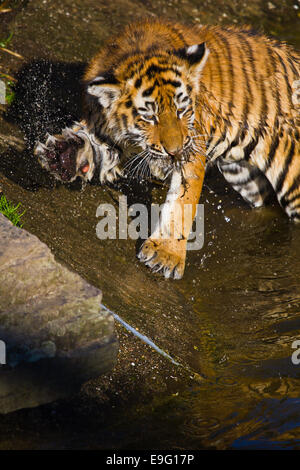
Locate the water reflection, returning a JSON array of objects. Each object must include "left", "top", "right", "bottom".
[{"left": 161, "top": 168, "right": 300, "bottom": 448}]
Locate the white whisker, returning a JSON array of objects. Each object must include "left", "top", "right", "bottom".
[{"left": 123, "top": 150, "right": 147, "bottom": 170}]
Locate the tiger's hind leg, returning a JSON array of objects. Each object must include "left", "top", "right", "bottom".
[
  {"left": 252, "top": 129, "right": 300, "bottom": 222},
  {"left": 217, "top": 159, "right": 274, "bottom": 208},
  {"left": 274, "top": 156, "right": 300, "bottom": 223}
]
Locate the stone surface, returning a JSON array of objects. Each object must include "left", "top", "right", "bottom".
[{"left": 0, "top": 214, "right": 118, "bottom": 414}]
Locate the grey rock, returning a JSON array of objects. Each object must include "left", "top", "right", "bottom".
[{"left": 0, "top": 214, "right": 118, "bottom": 414}]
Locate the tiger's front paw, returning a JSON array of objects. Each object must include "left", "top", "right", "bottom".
[
  {"left": 35, "top": 126, "right": 122, "bottom": 185},
  {"left": 34, "top": 130, "right": 86, "bottom": 182},
  {"left": 138, "top": 238, "right": 186, "bottom": 279},
  {"left": 98, "top": 145, "right": 122, "bottom": 184}
]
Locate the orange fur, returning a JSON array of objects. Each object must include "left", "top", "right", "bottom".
[{"left": 36, "top": 19, "right": 300, "bottom": 278}]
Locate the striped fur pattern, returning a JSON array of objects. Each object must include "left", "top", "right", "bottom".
[
  {"left": 217, "top": 159, "right": 273, "bottom": 208},
  {"left": 35, "top": 20, "right": 300, "bottom": 278},
  {"left": 83, "top": 20, "right": 300, "bottom": 220}
]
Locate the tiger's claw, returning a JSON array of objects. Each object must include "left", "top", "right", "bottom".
[
  {"left": 34, "top": 123, "right": 122, "bottom": 184},
  {"left": 138, "top": 238, "right": 186, "bottom": 280},
  {"left": 35, "top": 127, "right": 90, "bottom": 182}
]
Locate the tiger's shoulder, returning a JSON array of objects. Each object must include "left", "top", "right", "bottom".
[{"left": 84, "top": 19, "right": 299, "bottom": 80}]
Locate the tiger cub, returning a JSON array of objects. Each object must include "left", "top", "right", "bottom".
[{"left": 35, "top": 19, "right": 300, "bottom": 279}]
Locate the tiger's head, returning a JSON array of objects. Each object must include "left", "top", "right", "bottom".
[{"left": 86, "top": 43, "right": 209, "bottom": 180}]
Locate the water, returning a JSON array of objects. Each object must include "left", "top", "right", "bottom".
[{"left": 0, "top": 0, "right": 300, "bottom": 450}]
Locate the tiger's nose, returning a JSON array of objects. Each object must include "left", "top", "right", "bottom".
[
  {"left": 159, "top": 111, "right": 184, "bottom": 157},
  {"left": 164, "top": 136, "right": 191, "bottom": 157},
  {"left": 163, "top": 145, "right": 182, "bottom": 157}
]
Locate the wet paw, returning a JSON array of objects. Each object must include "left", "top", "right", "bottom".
[
  {"left": 35, "top": 125, "right": 122, "bottom": 185},
  {"left": 35, "top": 131, "right": 84, "bottom": 182},
  {"left": 138, "top": 238, "right": 186, "bottom": 279},
  {"left": 98, "top": 145, "right": 123, "bottom": 184}
]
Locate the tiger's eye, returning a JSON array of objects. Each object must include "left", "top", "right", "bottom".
[{"left": 141, "top": 114, "right": 156, "bottom": 122}]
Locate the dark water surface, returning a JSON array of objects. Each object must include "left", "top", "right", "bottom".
[{"left": 0, "top": 0, "right": 300, "bottom": 450}]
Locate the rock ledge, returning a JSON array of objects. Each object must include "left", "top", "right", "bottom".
[{"left": 0, "top": 213, "right": 118, "bottom": 414}]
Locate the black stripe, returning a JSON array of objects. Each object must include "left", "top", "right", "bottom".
[
  {"left": 244, "top": 134, "right": 260, "bottom": 161},
  {"left": 227, "top": 174, "right": 254, "bottom": 185},
  {"left": 240, "top": 127, "right": 248, "bottom": 141},
  {"left": 287, "top": 55, "right": 299, "bottom": 80},
  {"left": 142, "top": 84, "right": 157, "bottom": 97},
  {"left": 214, "top": 30, "right": 234, "bottom": 113},
  {"left": 161, "top": 78, "right": 181, "bottom": 87},
  {"left": 274, "top": 50, "right": 293, "bottom": 109},
  {"left": 237, "top": 27, "right": 260, "bottom": 38},
  {"left": 134, "top": 77, "right": 142, "bottom": 88},
  {"left": 280, "top": 174, "right": 300, "bottom": 207},
  {"left": 282, "top": 193, "right": 300, "bottom": 209},
  {"left": 144, "top": 64, "right": 181, "bottom": 78},
  {"left": 145, "top": 101, "right": 155, "bottom": 110},
  {"left": 222, "top": 164, "right": 261, "bottom": 178},
  {"left": 291, "top": 202, "right": 300, "bottom": 212},
  {"left": 121, "top": 113, "right": 128, "bottom": 128},
  {"left": 124, "top": 56, "right": 178, "bottom": 80},
  {"left": 222, "top": 166, "right": 242, "bottom": 175},
  {"left": 210, "top": 128, "right": 228, "bottom": 154},
  {"left": 175, "top": 43, "right": 205, "bottom": 65},
  {"left": 206, "top": 126, "right": 216, "bottom": 148},
  {"left": 264, "top": 134, "right": 280, "bottom": 172},
  {"left": 143, "top": 79, "right": 160, "bottom": 97},
  {"left": 238, "top": 46, "right": 252, "bottom": 127},
  {"left": 237, "top": 33, "right": 257, "bottom": 79},
  {"left": 245, "top": 191, "right": 262, "bottom": 200},
  {"left": 267, "top": 46, "right": 282, "bottom": 118},
  {"left": 124, "top": 60, "right": 145, "bottom": 79},
  {"left": 290, "top": 208, "right": 300, "bottom": 221},
  {"left": 275, "top": 140, "right": 295, "bottom": 194},
  {"left": 237, "top": 31, "right": 268, "bottom": 133},
  {"left": 259, "top": 71, "right": 268, "bottom": 129},
  {"left": 132, "top": 29, "right": 144, "bottom": 42},
  {"left": 210, "top": 47, "right": 224, "bottom": 108},
  {"left": 236, "top": 32, "right": 265, "bottom": 135},
  {"left": 222, "top": 131, "right": 241, "bottom": 158},
  {"left": 169, "top": 25, "right": 187, "bottom": 47}
]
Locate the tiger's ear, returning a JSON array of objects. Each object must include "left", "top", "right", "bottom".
[
  {"left": 174, "top": 43, "right": 210, "bottom": 76},
  {"left": 87, "top": 75, "right": 121, "bottom": 108}
]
